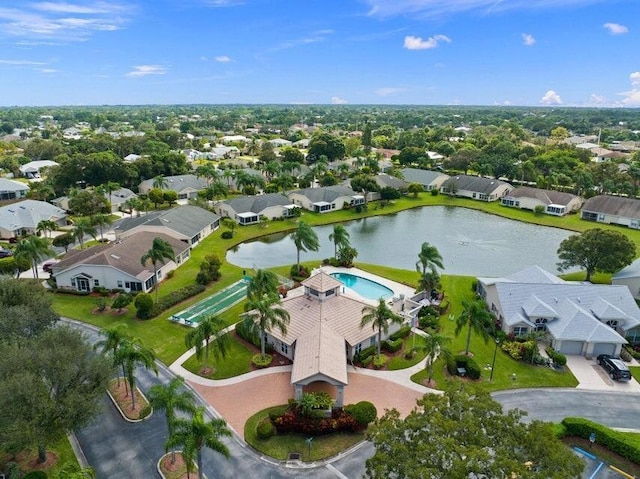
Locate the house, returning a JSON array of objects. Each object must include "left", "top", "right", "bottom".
[
  {"left": 115, "top": 205, "right": 220, "bottom": 246},
  {"left": 0, "top": 178, "right": 29, "bottom": 201},
  {"left": 612, "top": 259, "right": 640, "bottom": 301},
  {"left": 399, "top": 168, "right": 450, "bottom": 191},
  {"left": 501, "top": 187, "right": 583, "bottom": 216},
  {"left": 123, "top": 154, "right": 142, "bottom": 163},
  {"left": 288, "top": 185, "right": 364, "bottom": 213},
  {"left": 477, "top": 266, "right": 640, "bottom": 356},
  {"left": 105, "top": 187, "right": 138, "bottom": 214},
  {"left": 0, "top": 200, "right": 67, "bottom": 240},
  {"left": 215, "top": 193, "right": 297, "bottom": 225},
  {"left": 363, "top": 174, "right": 408, "bottom": 201},
  {"left": 221, "top": 135, "right": 249, "bottom": 144},
  {"left": 249, "top": 271, "right": 423, "bottom": 406},
  {"left": 138, "top": 174, "right": 208, "bottom": 200},
  {"left": 440, "top": 175, "right": 513, "bottom": 202},
  {"left": 18, "top": 160, "right": 59, "bottom": 179},
  {"left": 581, "top": 195, "right": 640, "bottom": 229},
  {"left": 268, "top": 138, "right": 292, "bottom": 148},
  {"left": 52, "top": 231, "right": 190, "bottom": 293}
]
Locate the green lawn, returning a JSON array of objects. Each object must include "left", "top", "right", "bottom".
[
  {"left": 387, "top": 334, "right": 429, "bottom": 370},
  {"left": 182, "top": 332, "right": 254, "bottom": 379},
  {"left": 244, "top": 406, "right": 364, "bottom": 461}
]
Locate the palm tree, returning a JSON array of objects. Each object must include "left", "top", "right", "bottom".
[
  {"left": 169, "top": 407, "right": 231, "bottom": 479},
  {"left": 123, "top": 197, "right": 140, "bottom": 217},
  {"left": 14, "top": 235, "right": 53, "bottom": 279},
  {"left": 72, "top": 218, "right": 97, "bottom": 249},
  {"left": 146, "top": 377, "right": 196, "bottom": 464},
  {"left": 91, "top": 213, "right": 112, "bottom": 242},
  {"left": 195, "top": 164, "right": 220, "bottom": 186},
  {"left": 247, "top": 269, "right": 280, "bottom": 299},
  {"left": 152, "top": 175, "right": 168, "bottom": 190},
  {"left": 184, "top": 315, "right": 230, "bottom": 373},
  {"left": 116, "top": 337, "right": 158, "bottom": 411},
  {"left": 419, "top": 333, "right": 451, "bottom": 384},
  {"left": 360, "top": 298, "right": 402, "bottom": 357},
  {"left": 94, "top": 324, "right": 131, "bottom": 388},
  {"left": 291, "top": 221, "right": 319, "bottom": 274},
  {"left": 418, "top": 270, "right": 441, "bottom": 295},
  {"left": 222, "top": 168, "right": 235, "bottom": 188},
  {"left": 243, "top": 292, "right": 290, "bottom": 359},
  {"left": 140, "top": 237, "right": 175, "bottom": 302},
  {"left": 329, "top": 224, "right": 350, "bottom": 258},
  {"left": 416, "top": 241, "right": 444, "bottom": 276},
  {"left": 455, "top": 299, "right": 495, "bottom": 356},
  {"left": 36, "top": 219, "right": 58, "bottom": 238},
  {"left": 102, "top": 181, "right": 121, "bottom": 205}
]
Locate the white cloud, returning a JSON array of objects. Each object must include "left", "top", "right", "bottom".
[
  {"left": 522, "top": 33, "right": 535, "bottom": 46},
  {"left": 202, "top": 0, "right": 245, "bottom": 6},
  {"left": 0, "top": 59, "right": 47, "bottom": 65},
  {"left": 404, "top": 34, "right": 451, "bottom": 50},
  {"left": 588, "top": 93, "right": 606, "bottom": 105},
  {"left": 0, "top": 3, "right": 132, "bottom": 43},
  {"left": 376, "top": 87, "right": 405, "bottom": 97},
  {"left": 215, "top": 55, "right": 231, "bottom": 62},
  {"left": 126, "top": 65, "right": 167, "bottom": 77},
  {"left": 603, "top": 22, "right": 628, "bottom": 35},
  {"left": 365, "top": 0, "right": 611, "bottom": 18},
  {"left": 540, "top": 90, "right": 563, "bottom": 105},
  {"left": 271, "top": 30, "right": 334, "bottom": 52},
  {"left": 331, "top": 96, "right": 348, "bottom": 104},
  {"left": 619, "top": 72, "right": 640, "bottom": 106},
  {"left": 37, "top": 67, "right": 58, "bottom": 73}
]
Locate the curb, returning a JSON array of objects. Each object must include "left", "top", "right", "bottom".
[{"left": 106, "top": 380, "right": 153, "bottom": 423}]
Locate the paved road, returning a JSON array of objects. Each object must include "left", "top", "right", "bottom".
[{"left": 68, "top": 319, "right": 640, "bottom": 479}]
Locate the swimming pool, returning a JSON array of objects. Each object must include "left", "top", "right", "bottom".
[{"left": 330, "top": 272, "right": 394, "bottom": 300}]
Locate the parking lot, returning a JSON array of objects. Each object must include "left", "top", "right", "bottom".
[{"left": 575, "top": 447, "right": 633, "bottom": 479}]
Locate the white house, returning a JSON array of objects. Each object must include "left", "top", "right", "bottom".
[
  {"left": 478, "top": 266, "right": 640, "bottom": 356},
  {"left": 288, "top": 185, "right": 364, "bottom": 213},
  {"left": 400, "top": 168, "right": 450, "bottom": 191},
  {"left": 581, "top": 195, "right": 640, "bottom": 229},
  {"left": 441, "top": 175, "right": 513, "bottom": 202},
  {"left": 52, "top": 231, "right": 190, "bottom": 293},
  {"left": 501, "top": 187, "right": 583, "bottom": 216},
  {"left": 0, "top": 200, "right": 67, "bottom": 240},
  {"left": 105, "top": 187, "right": 137, "bottom": 214},
  {"left": 0, "top": 178, "right": 29, "bottom": 201},
  {"left": 115, "top": 205, "right": 220, "bottom": 246},
  {"left": 19, "top": 160, "right": 59, "bottom": 179},
  {"left": 138, "top": 174, "right": 208, "bottom": 200},
  {"left": 612, "top": 259, "right": 640, "bottom": 301},
  {"left": 214, "top": 193, "right": 297, "bottom": 225}
]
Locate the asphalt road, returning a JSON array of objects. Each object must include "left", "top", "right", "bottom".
[{"left": 68, "top": 319, "right": 640, "bottom": 479}]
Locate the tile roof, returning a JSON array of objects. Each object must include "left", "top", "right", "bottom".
[
  {"left": 301, "top": 272, "right": 343, "bottom": 293},
  {"left": 290, "top": 321, "right": 348, "bottom": 385},
  {"left": 53, "top": 231, "right": 189, "bottom": 279}
]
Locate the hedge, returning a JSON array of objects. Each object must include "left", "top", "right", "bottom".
[
  {"left": 389, "top": 326, "right": 411, "bottom": 341},
  {"left": 562, "top": 417, "right": 640, "bottom": 464},
  {"left": 354, "top": 345, "right": 377, "bottom": 363},
  {"left": 545, "top": 346, "right": 567, "bottom": 366},
  {"left": 383, "top": 338, "right": 403, "bottom": 353},
  {"left": 446, "top": 354, "right": 481, "bottom": 380},
  {"left": 148, "top": 284, "right": 206, "bottom": 318}
]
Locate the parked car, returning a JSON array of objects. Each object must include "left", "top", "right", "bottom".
[
  {"left": 0, "top": 248, "right": 13, "bottom": 258},
  {"left": 597, "top": 354, "right": 632, "bottom": 381}
]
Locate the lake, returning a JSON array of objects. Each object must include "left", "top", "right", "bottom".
[{"left": 226, "top": 206, "right": 575, "bottom": 277}]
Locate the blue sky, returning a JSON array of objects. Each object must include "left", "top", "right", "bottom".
[{"left": 1, "top": 0, "right": 639, "bottom": 107}]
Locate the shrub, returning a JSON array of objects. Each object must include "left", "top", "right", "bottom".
[
  {"left": 545, "top": 346, "right": 567, "bottom": 366},
  {"left": 383, "top": 338, "right": 403, "bottom": 353},
  {"left": 354, "top": 345, "right": 376, "bottom": 363},
  {"left": 221, "top": 231, "right": 233, "bottom": 239},
  {"left": 345, "top": 401, "right": 377, "bottom": 426},
  {"left": 92, "top": 286, "right": 110, "bottom": 296},
  {"left": 134, "top": 293, "right": 154, "bottom": 319},
  {"left": 620, "top": 348, "right": 633, "bottom": 362},
  {"left": 252, "top": 354, "right": 273, "bottom": 368},
  {"left": 112, "top": 293, "right": 132, "bottom": 311},
  {"left": 534, "top": 204, "right": 545, "bottom": 215},
  {"left": 372, "top": 354, "right": 388, "bottom": 369},
  {"left": 562, "top": 417, "right": 640, "bottom": 464},
  {"left": 430, "top": 188, "right": 439, "bottom": 196},
  {"left": 290, "top": 264, "right": 310, "bottom": 280},
  {"left": 95, "top": 297, "right": 108, "bottom": 312},
  {"left": 256, "top": 418, "right": 275, "bottom": 439},
  {"left": 272, "top": 408, "right": 359, "bottom": 435},
  {"left": 389, "top": 326, "right": 411, "bottom": 341},
  {"left": 150, "top": 284, "right": 206, "bottom": 317},
  {"left": 448, "top": 355, "right": 481, "bottom": 380},
  {"left": 361, "top": 355, "right": 374, "bottom": 367},
  {"left": 24, "top": 472, "right": 48, "bottom": 479},
  {"left": 196, "top": 255, "right": 222, "bottom": 285}
]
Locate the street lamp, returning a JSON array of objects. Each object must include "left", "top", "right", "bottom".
[{"left": 490, "top": 338, "right": 500, "bottom": 381}]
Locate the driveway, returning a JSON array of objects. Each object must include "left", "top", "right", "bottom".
[{"left": 565, "top": 355, "right": 640, "bottom": 392}]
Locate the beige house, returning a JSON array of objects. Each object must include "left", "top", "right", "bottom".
[
  {"left": 581, "top": 195, "right": 640, "bottom": 229},
  {"left": 501, "top": 187, "right": 583, "bottom": 216},
  {"left": 441, "top": 175, "right": 513, "bottom": 202},
  {"left": 288, "top": 185, "right": 364, "bottom": 213},
  {"left": 214, "top": 193, "right": 297, "bottom": 225}
]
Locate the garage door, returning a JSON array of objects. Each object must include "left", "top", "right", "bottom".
[
  {"left": 558, "top": 341, "right": 584, "bottom": 355},
  {"left": 592, "top": 343, "right": 617, "bottom": 357}
]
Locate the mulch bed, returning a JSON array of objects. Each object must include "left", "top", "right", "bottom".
[
  {"left": 233, "top": 332, "right": 293, "bottom": 370},
  {"left": 160, "top": 452, "right": 196, "bottom": 479},
  {"left": 108, "top": 378, "right": 149, "bottom": 420}
]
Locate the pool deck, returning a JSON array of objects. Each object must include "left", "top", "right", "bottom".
[{"left": 311, "top": 265, "right": 417, "bottom": 305}]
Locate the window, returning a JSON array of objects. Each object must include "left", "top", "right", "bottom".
[
  {"left": 71, "top": 278, "right": 76, "bottom": 287},
  {"left": 370, "top": 337, "right": 376, "bottom": 347},
  {"left": 280, "top": 342, "right": 288, "bottom": 355},
  {"left": 117, "top": 280, "right": 123, "bottom": 288},
  {"left": 355, "top": 343, "right": 362, "bottom": 355},
  {"left": 606, "top": 320, "right": 619, "bottom": 328},
  {"left": 93, "top": 279, "right": 99, "bottom": 287},
  {"left": 512, "top": 326, "right": 528, "bottom": 336}
]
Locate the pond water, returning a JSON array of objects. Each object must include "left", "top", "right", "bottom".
[{"left": 226, "top": 206, "right": 575, "bottom": 277}]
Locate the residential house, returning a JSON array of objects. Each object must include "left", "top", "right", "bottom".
[
  {"left": 478, "top": 266, "right": 640, "bottom": 356},
  {"left": 221, "top": 135, "right": 249, "bottom": 144},
  {"left": 215, "top": 193, "right": 297, "bottom": 225},
  {"left": 0, "top": 178, "right": 29, "bottom": 201},
  {"left": 288, "top": 185, "right": 365, "bottom": 213},
  {"left": 581, "top": 195, "right": 640, "bottom": 229},
  {"left": 18, "top": 160, "right": 59, "bottom": 179},
  {"left": 612, "top": 259, "right": 640, "bottom": 301},
  {"left": 0, "top": 200, "right": 67, "bottom": 240},
  {"left": 52, "top": 231, "right": 190, "bottom": 293},
  {"left": 501, "top": 187, "right": 583, "bottom": 216},
  {"left": 400, "top": 168, "right": 450, "bottom": 191},
  {"left": 105, "top": 187, "right": 138, "bottom": 214},
  {"left": 115, "top": 205, "right": 220, "bottom": 246},
  {"left": 293, "top": 139, "right": 310, "bottom": 149},
  {"left": 441, "top": 175, "right": 513, "bottom": 202},
  {"left": 123, "top": 153, "right": 142, "bottom": 163},
  {"left": 250, "top": 271, "right": 423, "bottom": 406},
  {"left": 268, "top": 138, "right": 292, "bottom": 148},
  {"left": 138, "top": 174, "right": 208, "bottom": 200},
  {"left": 363, "top": 174, "right": 408, "bottom": 201}
]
